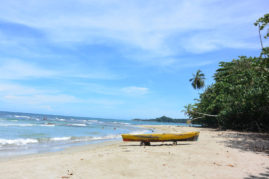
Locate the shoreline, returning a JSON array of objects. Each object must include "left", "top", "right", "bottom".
[
  {"left": 0, "top": 125, "right": 159, "bottom": 161},
  {"left": 1, "top": 125, "right": 269, "bottom": 178}
]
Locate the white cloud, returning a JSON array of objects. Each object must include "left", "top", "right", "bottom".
[
  {"left": 121, "top": 86, "right": 149, "bottom": 96},
  {"left": 71, "top": 82, "right": 150, "bottom": 97},
  {"left": 0, "top": 81, "right": 79, "bottom": 112},
  {"left": 180, "top": 29, "right": 261, "bottom": 54},
  {"left": 3, "top": 94, "right": 79, "bottom": 104},
  {"left": 0, "top": 83, "right": 45, "bottom": 95},
  {"left": 0, "top": 59, "right": 56, "bottom": 80},
  {"left": 0, "top": 81, "right": 78, "bottom": 103},
  {"left": 0, "top": 81, "right": 123, "bottom": 111},
  {"left": 0, "top": 0, "right": 267, "bottom": 66},
  {"left": 0, "top": 59, "right": 119, "bottom": 80}
]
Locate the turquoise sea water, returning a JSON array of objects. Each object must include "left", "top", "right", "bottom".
[{"left": 0, "top": 111, "right": 187, "bottom": 157}]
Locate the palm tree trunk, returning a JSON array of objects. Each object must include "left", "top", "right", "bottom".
[{"left": 258, "top": 24, "right": 264, "bottom": 56}]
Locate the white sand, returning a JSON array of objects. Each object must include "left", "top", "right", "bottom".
[{"left": 1, "top": 125, "right": 268, "bottom": 179}]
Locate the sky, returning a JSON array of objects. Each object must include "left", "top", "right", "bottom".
[{"left": 0, "top": 0, "right": 268, "bottom": 119}]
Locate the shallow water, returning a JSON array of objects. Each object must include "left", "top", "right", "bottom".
[{"left": 0, "top": 111, "right": 187, "bottom": 157}]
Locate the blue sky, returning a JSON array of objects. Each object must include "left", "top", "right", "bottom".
[{"left": 0, "top": 0, "right": 268, "bottom": 119}]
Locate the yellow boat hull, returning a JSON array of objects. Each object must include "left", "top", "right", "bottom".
[{"left": 122, "top": 131, "right": 199, "bottom": 142}]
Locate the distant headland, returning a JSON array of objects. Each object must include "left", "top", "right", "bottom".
[{"left": 132, "top": 116, "right": 188, "bottom": 123}]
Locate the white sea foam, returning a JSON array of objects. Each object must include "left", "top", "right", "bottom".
[
  {"left": 70, "top": 123, "right": 87, "bottom": 127},
  {"left": 14, "top": 115, "right": 31, "bottom": 119},
  {"left": 0, "top": 138, "right": 38, "bottom": 145},
  {"left": 112, "top": 121, "right": 130, "bottom": 126},
  {"left": 40, "top": 124, "right": 55, "bottom": 127},
  {"left": 56, "top": 118, "right": 66, "bottom": 121},
  {"left": 70, "top": 135, "right": 121, "bottom": 143},
  {"left": 50, "top": 137, "right": 71, "bottom": 141},
  {"left": 7, "top": 120, "right": 18, "bottom": 122},
  {"left": 0, "top": 123, "right": 34, "bottom": 127},
  {"left": 91, "top": 134, "right": 121, "bottom": 140}
]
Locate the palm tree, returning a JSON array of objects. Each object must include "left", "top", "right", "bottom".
[{"left": 189, "top": 70, "right": 205, "bottom": 90}]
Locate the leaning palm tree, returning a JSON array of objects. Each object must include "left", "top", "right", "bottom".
[{"left": 189, "top": 70, "right": 205, "bottom": 90}]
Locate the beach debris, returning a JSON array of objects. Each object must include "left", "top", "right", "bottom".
[
  {"left": 227, "top": 164, "right": 234, "bottom": 167},
  {"left": 67, "top": 170, "right": 73, "bottom": 176},
  {"left": 80, "top": 158, "right": 84, "bottom": 160},
  {"left": 162, "top": 164, "right": 166, "bottom": 166},
  {"left": 213, "top": 162, "right": 222, "bottom": 166},
  {"left": 61, "top": 176, "right": 70, "bottom": 179}
]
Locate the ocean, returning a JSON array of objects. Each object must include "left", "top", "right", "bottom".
[{"left": 0, "top": 111, "right": 186, "bottom": 157}]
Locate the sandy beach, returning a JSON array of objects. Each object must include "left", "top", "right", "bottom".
[{"left": 1, "top": 125, "right": 269, "bottom": 179}]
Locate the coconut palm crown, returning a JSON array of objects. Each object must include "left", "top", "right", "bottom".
[{"left": 189, "top": 70, "right": 205, "bottom": 89}]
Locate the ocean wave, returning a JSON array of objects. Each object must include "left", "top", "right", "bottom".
[
  {"left": 55, "top": 118, "right": 66, "bottom": 121},
  {"left": 14, "top": 115, "right": 31, "bottom": 119},
  {"left": 38, "top": 135, "right": 121, "bottom": 143},
  {"left": 40, "top": 123, "right": 55, "bottom": 127},
  {"left": 0, "top": 123, "right": 34, "bottom": 127},
  {"left": 65, "top": 135, "right": 119, "bottom": 143},
  {"left": 0, "top": 138, "right": 38, "bottom": 145},
  {"left": 111, "top": 121, "right": 130, "bottom": 126},
  {"left": 91, "top": 134, "right": 121, "bottom": 140},
  {"left": 50, "top": 137, "right": 71, "bottom": 141},
  {"left": 112, "top": 122, "right": 121, "bottom": 124},
  {"left": 68, "top": 123, "right": 87, "bottom": 127}
]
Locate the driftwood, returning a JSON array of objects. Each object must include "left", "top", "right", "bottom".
[
  {"left": 191, "top": 111, "right": 218, "bottom": 120},
  {"left": 194, "top": 112, "right": 218, "bottom": 117}
]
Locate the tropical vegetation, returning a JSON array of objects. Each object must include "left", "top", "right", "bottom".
[
  {"left": 133, "top": 116, "right": 188, "bottom": 123},
  {"left": 189, "top": 70, "right": 205, "bottom": 90},
  {"left": 185, "top": 14, "right": 269, "bottom": 132}
]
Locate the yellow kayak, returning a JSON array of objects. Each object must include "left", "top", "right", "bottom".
[{"left": 122, "top": 131, "right": 199, "bottom": 145}]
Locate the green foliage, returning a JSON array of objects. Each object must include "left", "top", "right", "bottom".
[
  {"left": 261, "top": 47, "right": 269, "bottom": 57},
  {"left": 189, "top": 70, "right": 205, "bottom": 89},
  {"left": 133, "top": 116, "right": 188, "bottom": 123},
  {"left": 254, "top": 13, "right": 269, "bottom": 38},
  {"left": 182, "top": 104, "right": 195, "bottom": 118},
  {"left": 185, "top": 14, "right": 269, "bottom": 132},
  {"left": 254, "top": 13, "right": 269, "bottom": 58},
  {"left": 188, "top": 55, "right": 269, "bottom": 132}
]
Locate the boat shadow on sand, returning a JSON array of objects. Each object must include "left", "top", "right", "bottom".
[
  {"left": 120, "top": 143, "right": 192, "bottom": 147},
  {"left": 244, "top": 167, "right": 269, "bottom": 179}
]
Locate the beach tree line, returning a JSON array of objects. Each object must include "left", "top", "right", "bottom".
[{"left": 184, "top": 14, "right": 269, "bottom": 132}]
